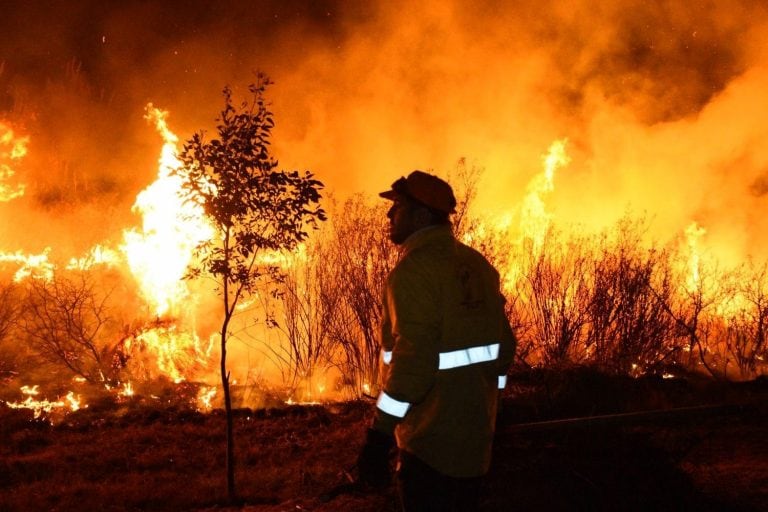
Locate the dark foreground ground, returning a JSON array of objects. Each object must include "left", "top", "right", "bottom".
[{"left": 1, "top": 368, "right": 767, "bottom": 512}]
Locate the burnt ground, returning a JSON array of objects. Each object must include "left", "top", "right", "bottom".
[
  {"left": 483, "top": 369, "right": 768, "bottom": 512},
  {"left": 0, "top": 368, "right": 767, "bottom": 512}
]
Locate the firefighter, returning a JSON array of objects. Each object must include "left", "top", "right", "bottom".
[{"left": 357, "top": 170, "right": 516, "bottom": 511}]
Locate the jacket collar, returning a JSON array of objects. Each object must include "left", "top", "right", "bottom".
[{"left": 400, "top": 224, "right": 454, "bottom": 257}]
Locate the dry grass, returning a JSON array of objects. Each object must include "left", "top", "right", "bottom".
[
  {"left": 0, "top": 401, "right": 372, "bottom": 511},
  {"left": 1, "top": 369, "right": 766, "bottom": 512}
]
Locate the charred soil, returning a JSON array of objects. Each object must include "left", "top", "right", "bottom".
[{"left": 1, "top": 368, "right": 766, "bottom": 512}]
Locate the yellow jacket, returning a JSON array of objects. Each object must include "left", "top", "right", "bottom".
[{"left": 373, "top": 225, "right": 516, "bottom": 478}]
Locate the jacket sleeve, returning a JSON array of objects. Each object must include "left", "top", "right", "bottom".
[
  {"left": 486, "top": 263, "right": 516, "bottom": 388},
  {"left": 496, "top": 292, "right": 517, "bottom": 389},
  {"left": 373, "top": 262, "right": 440, "bottom": 434}
]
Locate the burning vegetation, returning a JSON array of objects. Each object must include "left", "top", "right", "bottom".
[
  {"left": 1, "top": 1, "right": 768, "bottom": 509},
  {"left": 1, "top": 69, "right": 768, "bottom": 420}
]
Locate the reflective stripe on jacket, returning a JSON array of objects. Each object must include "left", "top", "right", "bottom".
[
  {"left": 382, "top": 345, "right": 507, "bottom": 388},
  {"left": 374, "top": 225, "right": 516, "bottom": 478}
]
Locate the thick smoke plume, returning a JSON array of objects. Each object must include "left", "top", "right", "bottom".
[{"left": 1, "top": 0, "right": 767, "bottom": 259}]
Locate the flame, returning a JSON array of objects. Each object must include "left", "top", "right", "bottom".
[
  {"left": 66, "top": 245, "right": 122, "bottom": 271},
  {"left": 196, "top": 385, "right": 216, "bottom": 411},
  {"left": 519, "top": 138, "right": 570, "bottom": 253},
  {"left": 121, "top": 104, "right": 214, "bottom": 317},
  {"left": 685, "top": 221, "right": 706, "bottom": 291},
  {"left": 128, "top": 325, "right": 214, "bottom": 383},
  {"left": 462, "top": 139, "right": 571, "bottom": 294},
  {"left": 2, "top": 385, "right": 85, "bottom": 420},
  {"left": 0, "top": 245, "right": 120, "bottom": 282},
  {"left": 0, "top": 248, "right": 55, "bottom": 282},
  {"left": 65, "top": 391, "right": 82, "bottom": 411},
  {"left": 117, "top": 381, "right": 135, "bottom": 398},
  {"left": 0, "top": 121, "right": 28, "bottom": 202}
]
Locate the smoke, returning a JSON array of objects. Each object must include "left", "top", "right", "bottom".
[{"left": 1, "top": 0, "right": 767, "bottom": 270}]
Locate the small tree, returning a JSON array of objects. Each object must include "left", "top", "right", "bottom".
[{"left": 175, "top": 74, "right": 325, "bottom": 503}]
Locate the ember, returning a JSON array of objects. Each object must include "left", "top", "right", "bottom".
[{"left": 2, "top": 384, "right": 84, "bottom": 421}]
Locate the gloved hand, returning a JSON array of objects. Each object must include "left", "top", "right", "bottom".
[{"left": 356, "top": 427, "right": 395, "bottom": 488}]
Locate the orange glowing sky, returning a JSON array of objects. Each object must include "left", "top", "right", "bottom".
[{"left": 1, "top": 0, "right": 768, "bottom": 265}]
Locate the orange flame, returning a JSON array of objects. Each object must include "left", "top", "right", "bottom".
[
  {"left": 2, "top": 385, "right": 85, "bottom": 421},
  {"left": 126, "top": 325, "right": 214, "bottom": 383},
  {"left": 685, "top": 221, "right": 706, "bottom": 291},
  {"left": 121, "top": 104, "right": 214, "bottom": 317},
  {"left": 66, "top": 245, "right": 121, "bottom": 271},
  {"left": 0, "top": 248, "right": 54, "bottom": 282},
  {"left": 463, "top": 138, "right": 571, "bottom": 294},
  {"left": 0, "top": 121, "right": 27, "bottom": 202},
  {"left": 519, "top": 138, "right": 570, "bottom": 252},
  {"left": 196, "top": 385, "right": 217, "bottom": 411},
  {"left": 117, "top": 381, "right": 135, "bottom": 398}
]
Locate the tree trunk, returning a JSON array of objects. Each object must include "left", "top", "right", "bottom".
[{"left": 221, "top": 326, "right": 236, "bottom": 503}]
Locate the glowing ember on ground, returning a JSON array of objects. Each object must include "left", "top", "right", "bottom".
[
  {"left": 196, "top": 385, "right": 217, "bottom": 411},
  {"left": 285, "top": 397, "right": 322, "bottom": 406},
  {"left": 2, "top": 385, "right": 85, "bottom": 420},
  {"left": 117, "top": 382, "right": 135, "bottom": 398}
]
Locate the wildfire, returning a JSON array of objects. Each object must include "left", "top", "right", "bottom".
[
  {"left": 117, "top": 381, "right": 135, "bottom": 398},
  {"left": 196, "top": 385, "right": 217, "bottom": 411},
  {"left": 0, "top": 248, "right": 55, "bottom": 282},
  {"left": 115, "top": 105, "right": 220, "bottom": 385},
  {"left": 126, "top": 325, "right": 214, "bottom": 383},
  {"left": 685, "top": 221, "right": 706, "bottom": 291},
  {"left": 462, "top": 139, "right": 571, "bottom": 294},
  {"left": 3, "top": 385, "right": 84, "bottom": 420},
  {"left": 519, "top": 138, "right": 570, "bottom": 253},
  {"left": 0, "top": 245, "right": 123, "bottom": 283},
  {"left": 0, "top": 120, "right": 28, "bottom": 202},
  {"left": 121, "top": 104, "right": 214, "bottom": 317},
  {"left": 66, "top": 245, "right": 122, "bottom": 271}
]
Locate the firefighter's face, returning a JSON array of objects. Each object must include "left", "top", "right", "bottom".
[{"left": 387, "top": 195, "right": 426, "bottom": 245}]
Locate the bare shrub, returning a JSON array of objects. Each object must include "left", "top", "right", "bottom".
[
  {"left": 446, "top": 158, "right": 483, "bottom": 237},
  {"left": 723, "top": 263, "right": 768, "bottom": 378},
  {"left": 0, "top": 279, "right": 19, "bottom": 343},
  {"left": 17, "top": 270, "right": 123, "bottom": 384},
  {"left": 653, "top": 249, "right": 735, "bottom": 379},
  {"left": 321, "top": 195, "right": 395, "bottom": 396},
  {"left": 519, "top": 229, "right": 592, "bottom": 366},
  {"left": 0, "top": 279, "right": 22, "bottom": 381},
  {"left": 586, "top": 220, "right": 677, "bottom": 375},
  {"left": 268, "top": 241, "right": 335, "bottom": 399}
]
